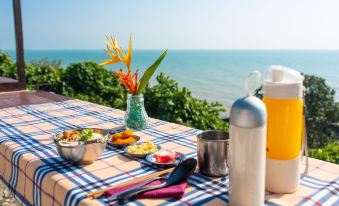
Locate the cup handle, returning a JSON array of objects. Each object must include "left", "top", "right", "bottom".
[
  {"left": 244, "top": 70, "right": 261, "bottom": 96},
  {"left": 226, "top": 141, "right": 230, "bottom": 169},
  {"left": 226, "top": 141, "right": 230, "bottom": 191},
  {"left": 301, "top": 95, "right": 309, "bottom": 177}
]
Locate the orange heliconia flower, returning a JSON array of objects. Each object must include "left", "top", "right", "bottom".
[
  {"left": 114, "top": 68, "right": 138, "bottom": 94},
  {"left": 100, "top": 35, "right": 132, "bottom": 70},
  {"left": 100, "top": 35, "right": 138, "bottom": 94}
]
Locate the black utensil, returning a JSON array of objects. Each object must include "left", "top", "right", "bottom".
[{"left": 117, "top": 158, "right": 197, "bottom": 204}]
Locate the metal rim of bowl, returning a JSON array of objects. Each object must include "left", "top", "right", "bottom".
[
  {"left": 197, "top": 130, "right": 229, "bottom": 142},
  {"left": 54, "top": 128, "right": 109, "bottom": 148}
]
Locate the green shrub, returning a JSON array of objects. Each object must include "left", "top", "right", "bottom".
[
  {"left": 0, "top": 51, "right": 17, "bottom": 79},
  {"left": 309, "top": 141, "right": 339, "bottom": 164},
  {"left": 63, "top": 62, "right": 109, "bottom": 95},
  {"left": 25, "top": 65, "right": 64, "bottom": 93},
  {"left": 30, "top": 57, "right": 62, "bottom": 68},
  {"left": 304, "top": 75, "right": 339, "bottom": 148},
  {"left": 144, "top": 73, "right": 228, "bottom": 131},
  {"left": 62, "top": 62, "right": 126, "bottom": 109}
]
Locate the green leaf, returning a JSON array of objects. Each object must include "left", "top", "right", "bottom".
[
  {"left": 79, "top": 128, "right": 94, "bottom": 141},
  {"left": 136, "top": 49, "right": 168, "bottom": 95}
]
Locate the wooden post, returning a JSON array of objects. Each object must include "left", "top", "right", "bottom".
[{"left": 13, "top": 0, "right": 26, "bottom": 89}]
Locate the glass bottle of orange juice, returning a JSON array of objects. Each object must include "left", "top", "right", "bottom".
[{"left": 263, "top": 66, "right": 305, "bottom": 193}]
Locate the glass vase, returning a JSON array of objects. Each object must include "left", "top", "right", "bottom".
[{"left": 124, "top": 94, "right": 149, "bottom": 130}]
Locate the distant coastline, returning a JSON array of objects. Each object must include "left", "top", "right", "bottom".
[{"left": 4, "top": 49, "right": 339, "bottom": 110}]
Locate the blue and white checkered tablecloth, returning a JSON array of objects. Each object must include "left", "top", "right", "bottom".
[{"left": 0, "top": 99, "right": 338, "bottom": 206}]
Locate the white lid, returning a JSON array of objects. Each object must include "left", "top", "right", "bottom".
[
  {"left": 264, "top": 65, "right": 304, "bottom": 99},
  {"left": 265, "top": 65, "right": 303, "bottom": 84}
]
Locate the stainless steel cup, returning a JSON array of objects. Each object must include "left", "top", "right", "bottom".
[{"left": 197, "top": 130, "right": 229, "bottom": 177}]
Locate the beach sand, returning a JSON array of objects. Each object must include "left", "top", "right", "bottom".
[{"left": 0, "top": 181, "right": 19, "bottom": 206}]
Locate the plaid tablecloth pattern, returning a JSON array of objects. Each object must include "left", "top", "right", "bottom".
[{"left": 0, "top": 99, "right": 338, "bottom": 206}]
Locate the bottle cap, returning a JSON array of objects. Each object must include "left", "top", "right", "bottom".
[
  {"left": 230, "top": 71, "right": 267, "bottom": 128},
  {"left": 264, "top": 65, "right": 304, "bottom": 99}
]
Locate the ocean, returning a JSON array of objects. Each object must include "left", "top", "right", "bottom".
[{"left": 4, "top": 50, "right": 339, "bottom": 112}]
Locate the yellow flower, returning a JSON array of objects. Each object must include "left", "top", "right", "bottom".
[{"left": 100, "top": 35, "right": 132, "bottom": 70}]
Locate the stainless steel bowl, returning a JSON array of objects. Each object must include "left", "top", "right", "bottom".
[
  {"left": 197, "top": 130, "right": 229, "bottom": 177},
  {"left": 53, "top": 128, "right": 109, "bottom": 165}
]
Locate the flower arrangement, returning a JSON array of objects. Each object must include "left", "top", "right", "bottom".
[
  {"left": 100, "top": 35, "right": 167, "bottom": 95},
  {"left": 100, "top": 35, "right": 167, "bottom": 130}
]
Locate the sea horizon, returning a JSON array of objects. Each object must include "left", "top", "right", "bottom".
[
  {"left": 3, "top": 49, "right": 339, "bottom": 113},
  {"left": 4, "top": 49, "right": 339, "bottom": 51}
]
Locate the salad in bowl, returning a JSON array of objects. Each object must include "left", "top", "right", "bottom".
[{"left": 54, "top": 128, "right": 109, "bottom": 165}]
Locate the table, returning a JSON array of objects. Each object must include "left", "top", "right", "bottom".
[
  {"left": 0, "top": 96, "right": 338, "bottom": 206},
  {"left": 0, "top": 90, "right": 71, "bottom": 109}
]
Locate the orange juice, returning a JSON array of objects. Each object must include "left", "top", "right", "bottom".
[{"left": 264, "top": 97, "right": 303, "bottom": 160}]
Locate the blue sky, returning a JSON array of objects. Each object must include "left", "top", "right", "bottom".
[{"left": 1, "top": 0, "right": 339, "bottom": 50}]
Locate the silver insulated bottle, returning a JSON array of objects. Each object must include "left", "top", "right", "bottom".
[{"left": 229, "top": 71, "right": 267, "bottom": 206}]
